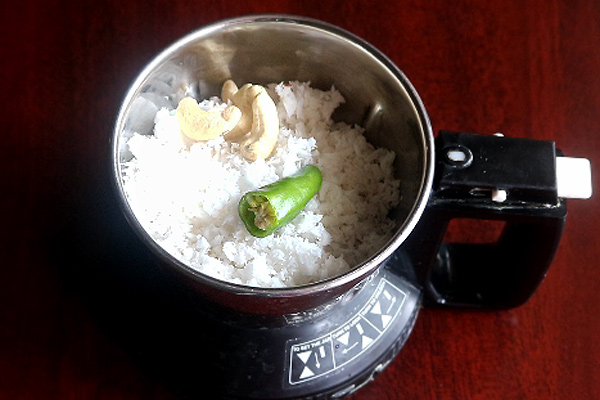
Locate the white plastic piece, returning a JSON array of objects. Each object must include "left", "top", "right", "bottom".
[
  {"left": 556, "top": 157, "right": 593, "bottom": 199},
  {"left": 447, "top": 149, "right": 467, "bottom": 162},
  {"left": 492, "top": 189, "right": 507, "bottom": 202}
]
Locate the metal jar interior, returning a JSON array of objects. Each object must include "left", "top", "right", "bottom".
[{"left": 112, "top": 15, "right": 434, "bottom": 315}]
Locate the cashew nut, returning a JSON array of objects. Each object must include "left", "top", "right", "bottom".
[
  {"left": 221, "top": 80, "right": 279, "bottom": 160},
  {"left": 221, "top": 82, "right": 259, "bottom": 142},
  {"left": 176, "top": 97, "right": 241, "bottom": 141}
]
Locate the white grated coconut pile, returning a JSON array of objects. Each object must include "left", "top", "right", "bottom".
[{"left": 121, "top": 81, "right": 400, "bottom": 288}]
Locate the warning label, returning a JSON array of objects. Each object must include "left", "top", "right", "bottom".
[{"left": 288, "top": 279, "right": 406, "bottom": 384}]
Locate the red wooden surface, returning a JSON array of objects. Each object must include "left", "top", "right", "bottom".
[{"left": 3, "top": 1, "right": 600, "bottom": 399}]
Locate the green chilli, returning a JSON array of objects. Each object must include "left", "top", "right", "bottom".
[{"left": 239, "top": 165, "right": 322, "bottom": 238}]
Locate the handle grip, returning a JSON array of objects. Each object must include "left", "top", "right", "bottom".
[{"left": 403, "top": 131, "right": 567, "bottom": 309}]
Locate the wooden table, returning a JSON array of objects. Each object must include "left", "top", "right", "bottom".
[{"left": 3, "top": 1, "right": 599, "bottom": 399}]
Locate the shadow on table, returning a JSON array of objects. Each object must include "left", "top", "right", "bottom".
[{"left": 49, "top": 170, "right": 229, "bottom": 400}]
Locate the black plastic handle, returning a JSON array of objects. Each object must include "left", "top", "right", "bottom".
[{"left": 403, "top": 131, "right": 567, "bottom": 309}]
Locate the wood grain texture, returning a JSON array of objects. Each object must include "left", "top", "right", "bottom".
[{"left": 2, "top": 1, "right": 599, "bottom": 399}]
